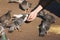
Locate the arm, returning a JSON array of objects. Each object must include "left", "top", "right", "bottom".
[
  {"left": 27, "top": 0, "right": 54, "bottom": 21},
  {"left": 39, "top": 0, "right": 54, "bottom": 8},
  {"left": 27, "top": 5, "right": 43, "bottom": 21},
  {"left": 32, "top": 5, "right": 43, "bottom": 15}
]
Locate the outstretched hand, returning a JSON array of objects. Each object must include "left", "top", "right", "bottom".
[
  {"left": 27, "top": 12, "right": 37, "bottom": 21},
  {"left": 27, "top": 5, "right": 43, "bottom": 21}
]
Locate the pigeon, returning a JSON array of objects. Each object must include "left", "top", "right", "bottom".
[
  {"left": 8, "top": 14, "right": 28, "bottom": 32},
  {"left": 38, "top": 10, "right": 55, "bottom": 37}
]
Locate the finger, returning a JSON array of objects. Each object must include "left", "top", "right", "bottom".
[
  {"left": 27, "top": 15, "right": 32, "bottom": 20},
  {"left": 27, "top": 17, "right": 32, "bottom": 21},
  {"left": 27, "top": 18, "right": 32, "bottom": 21},
  {"left": 27, "top": 17, "right": 34, "bottom": 21}
]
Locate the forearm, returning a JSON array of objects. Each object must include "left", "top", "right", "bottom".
[{"left": 32, "top": 5, "right": 43, "bottom": 15}]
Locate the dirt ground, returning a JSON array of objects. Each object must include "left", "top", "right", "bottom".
[{"left": 0, "top": 0, "right": 60, "bottom": 40}]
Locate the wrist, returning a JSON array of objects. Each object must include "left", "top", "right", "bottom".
[{"left": 33, "top": 5, "right": 43, "bottom": 14}]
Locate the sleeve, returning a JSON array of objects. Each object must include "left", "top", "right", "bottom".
[{"left": 39, "top": 0, "right": 54, "bottom": 8}]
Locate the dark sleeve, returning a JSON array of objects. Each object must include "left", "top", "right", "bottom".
[{"left": 39, "top": 0, "right": 54, "bottom": 8}]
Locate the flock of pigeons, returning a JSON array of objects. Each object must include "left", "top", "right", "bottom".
[{"left": 0, "top": 0, "right": 56, "bottom": 40}]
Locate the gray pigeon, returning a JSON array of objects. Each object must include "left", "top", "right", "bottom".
[
  {"left": 8, "top": 14, "right": 28, "bottom": 32},
  {"left": 19, "top": 0, "right": 31, "bottom": 13},
  {"left": 0, "top": 10, "right": 11, "bottom": 28},
  {"left": 38, "top": 10, "right": 55, "bottom": 37}
]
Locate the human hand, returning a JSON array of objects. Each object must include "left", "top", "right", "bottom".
[
  {"left": 27, "top": 5, "right": 43, "bottom": 21},
  {"left": 27, "top": 12, "right": 37, "bottom": 21}
]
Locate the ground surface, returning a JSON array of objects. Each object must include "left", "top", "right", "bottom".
[{"left": 0, "top": 0, "right": 60, "bottom": 40}]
